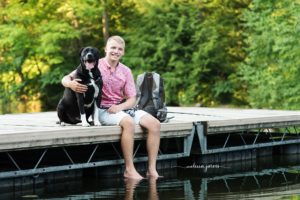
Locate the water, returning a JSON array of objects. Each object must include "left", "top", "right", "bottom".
[{"left": 3, "top": 155, "right": 300, "bottom": 200}]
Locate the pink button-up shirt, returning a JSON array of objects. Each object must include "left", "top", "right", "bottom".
[{"left": 98, "top": 58, "right": 136, "bottom": 107}]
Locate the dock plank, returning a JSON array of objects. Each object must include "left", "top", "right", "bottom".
[
  {"left": 207, "top": 115, "right": 300, "bottom": 134},
  {"left": 166, "top": 107, "right": 300, "bottom": 134},
  {"left": 1, "top": 107, "right": 300, "bottom": 151},
  {"left": 0, "top": 110, "right": 194, "bottom": 152}
]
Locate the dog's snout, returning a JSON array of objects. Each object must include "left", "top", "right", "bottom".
[
  {"left": 86, "top": 52, "right": 93, "bottom": 57},
  {"left": 85, "top": 52, "right": 95, "bottom": 63}
]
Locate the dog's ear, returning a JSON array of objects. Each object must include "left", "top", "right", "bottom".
[{"left": 79, "top": 47, "right": 85, "bottom": 56}]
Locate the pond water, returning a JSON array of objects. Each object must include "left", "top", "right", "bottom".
[{"left": 3, "top": 154, "right": 300, "bottom": 200}]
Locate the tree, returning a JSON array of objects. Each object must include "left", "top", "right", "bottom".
[
  {"left": 0, "top": 0, "right": 137, "bottom": 113},
  {"left": 241, "top": 0, "right": 300, "bottom": 109},
  {"left": 0, "top": 0, "right": 82, "bottom": 113},
  {"left": 124, "top": 0, "right": 250, "bottom": 106}
]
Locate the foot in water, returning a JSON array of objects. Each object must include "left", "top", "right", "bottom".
[
  {"left": 146, "top": 170, "right": 163, "bottom": 179},
  {"left": 124, "top": 169, "right": 144, "bottom": 180}
]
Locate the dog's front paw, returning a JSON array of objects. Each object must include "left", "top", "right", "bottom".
[
  {"left": 59, "top": 122, "right": 66, "bottom": 126},
  {"left": 82, "top": 122, "right": 90, "bottom": 127},
  {"left": 94, "top": 120, "right": 101, "bottom": 126},
  {"left": 81, "top": 114, "right": 90, "bottom": 127}
]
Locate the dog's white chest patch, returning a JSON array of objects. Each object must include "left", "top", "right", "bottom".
[{"left": 89, "top": 71, "right": 99, "bottom": 98}]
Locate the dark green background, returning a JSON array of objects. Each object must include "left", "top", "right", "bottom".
[{"left": 1, "top": 0, "right": 299, "bottom": 113}]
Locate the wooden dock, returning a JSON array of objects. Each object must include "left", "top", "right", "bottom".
[{"left": 1, "top": 107, "right": 300, "bottom": 178}]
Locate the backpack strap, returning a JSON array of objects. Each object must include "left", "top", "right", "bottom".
[
  {"left": 152, "top": 72, "right": 160, "bottom": 109},
  {"left": 136, "top": 72, "right": 146, "bottom": 107}
]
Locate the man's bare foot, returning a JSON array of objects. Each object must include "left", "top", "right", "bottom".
[
  {"left": 146, "top": 170, "right": 163, "bottom": 179},
  {"left": 124, "top": 169, "right": 144, "bottom": 180}
]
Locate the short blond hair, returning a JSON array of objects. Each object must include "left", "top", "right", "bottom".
[{"left": 106, "top": 35, "right": 125, "bottom": 48}]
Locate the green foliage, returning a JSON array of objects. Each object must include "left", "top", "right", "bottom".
[
  {"left": 0, "top": 1, "right": 78, "bottom": 112},
  {"left": 125, "top": 0, "right": 197, "bottom": 105},
  {"left": 241, "top": 0, "right": 300, "bottom": 109},
  {"left": 1, "top": 0, "right": 300, "bottom": 113},
  {"left": 0, "top": 0, "right": 135, "bottom": 113},
  {"left": 125, "top": 0, "right": 249, "bottom": 106}
]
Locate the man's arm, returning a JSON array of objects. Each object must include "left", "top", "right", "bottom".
[
  {"left": 107, "top": 96, "right": 136, "bottom": 114},
  {"left": 62, "top": 70, "right": 87, "bottom": 93}
]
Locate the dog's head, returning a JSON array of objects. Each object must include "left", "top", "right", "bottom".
[{"left": 80, "top": 47, "right": 100, "bottom": 70}]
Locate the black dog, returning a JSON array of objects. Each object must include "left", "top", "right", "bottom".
[{"left": 57, "top": 47, "right": 103, "bottom": 126}]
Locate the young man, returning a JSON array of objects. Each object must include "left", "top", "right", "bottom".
[{"left": 62, "top": 36, "right": 161, "bottom": 180}]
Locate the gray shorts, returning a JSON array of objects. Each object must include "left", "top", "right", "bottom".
[{"left": 98, "top": 109, "right": 148, "bottom": 125}]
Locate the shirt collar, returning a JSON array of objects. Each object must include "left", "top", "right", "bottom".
[{"left": 103, "top": 58, "right": 119, "bottom": 71}]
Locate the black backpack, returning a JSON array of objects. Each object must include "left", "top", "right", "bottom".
[{"left": 136, "top": 72, "right": 167, "bottom": 122}]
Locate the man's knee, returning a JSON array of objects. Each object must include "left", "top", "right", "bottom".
[
  {"left": 151, "top": 118, "right": 161, "bottom": 133},
  {"left": 141, "top": 114, "right": 161, "bottom": 133},
  {"left": 120, "top": 116, "right": 135, "bottom": 131}
]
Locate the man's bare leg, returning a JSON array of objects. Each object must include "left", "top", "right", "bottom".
[
  {"left": 120, "top": 116, "right": 144, "bottom": 179},
  {"left": 140, "top": 114, "right": 161, "bottom": 178}
]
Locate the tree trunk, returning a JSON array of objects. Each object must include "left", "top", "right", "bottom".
[{"left": 101, "top": 0, "right": 109, "bottom": 44}]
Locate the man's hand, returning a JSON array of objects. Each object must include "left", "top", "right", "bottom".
[
  {"left": 107, "top": 104, "right": 123, "bottom": 114},
  {"left": 106, "top": 97, "right": 136, "bottom": 114},
  {"left": 69, "top": 79, "right": 87, "bottom": 93}
]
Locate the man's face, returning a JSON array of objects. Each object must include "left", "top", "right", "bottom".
[{"left": 105, "top": 39, "right": 125, "bottom": 62}]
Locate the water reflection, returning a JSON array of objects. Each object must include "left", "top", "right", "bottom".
[
  {"left": 124, "top": 178, "right": 142, "bottom": 200},
  {"left": 2, "top": 155, "right": 300, "bottom": 199},
  {"left": 124, "top": 177, "right": 159, "bottom": 200},
  {"left": 148, "top": 178, "right": 159, "bottom": 200}
]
